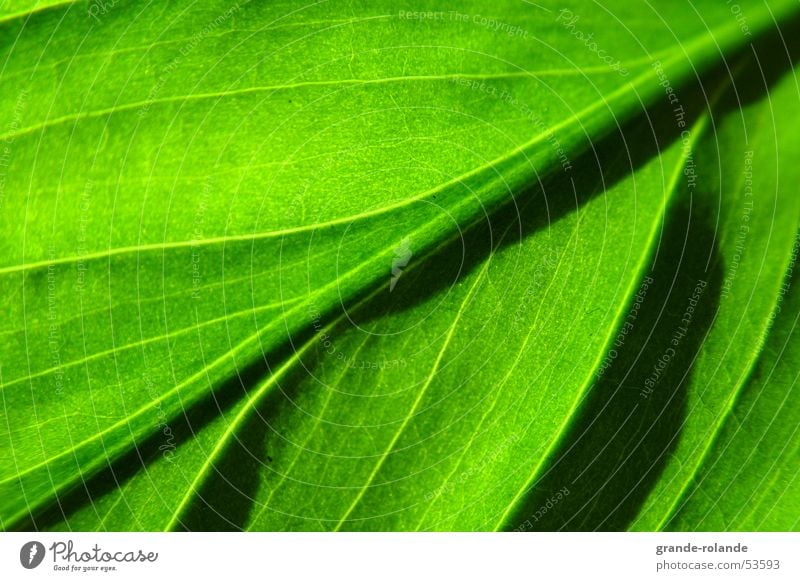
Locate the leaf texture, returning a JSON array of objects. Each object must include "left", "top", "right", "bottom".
[{"left": 1, "top": 0, "right": 799, "bottom": 532}]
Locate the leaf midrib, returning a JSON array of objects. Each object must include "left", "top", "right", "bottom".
[
  {"left": 3, "top": 153, "right": 534, "bottom": 524},
  {"left": 163, "top": 221, "right": 479, "bottom": 530}
]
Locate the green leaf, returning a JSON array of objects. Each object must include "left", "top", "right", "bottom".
[
  {"left": 55, "top": 94, "right": 707, "bottom": 531},
  {"left": 658, "top": 67, "right": 800, "bottom": 531},
  {"left": 638, "top": 63, "right": 800, "bottom": 531},
  {"left": 668, "top": 254, "right": 800, "bottom": 531},
  {"left": 1, "top": 0, "right": 799, "bottom": 532},
  {"left": 508, "top": 60, "right": 800, "bottom": 531}
]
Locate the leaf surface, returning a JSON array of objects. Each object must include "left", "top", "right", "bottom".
[{"left": 1, "top": 0, "right": 799, "bottom": 531}]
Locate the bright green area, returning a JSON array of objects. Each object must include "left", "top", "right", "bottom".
[{"left": 1, "top": 0, "right": 798, "bottom": 531}]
